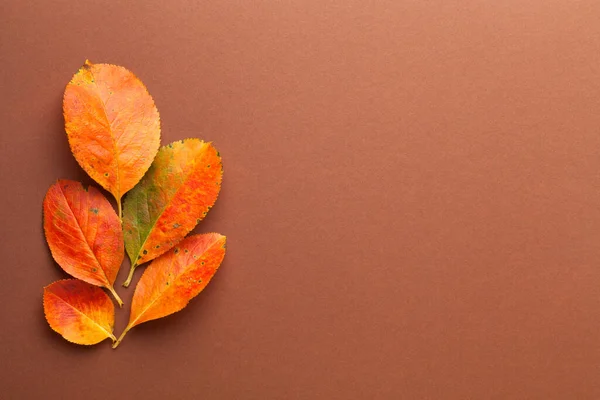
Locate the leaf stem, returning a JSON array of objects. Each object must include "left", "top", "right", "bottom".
[
  {"left": 106, "top": 285, "right": 123, "bottom": 307},
  {"left": 112, "top": 326, "right": 130, "bottom": 349},
  {"left": 123, "top": 264, "right": 137, "bottom": 288},
  {"left": 116, "top": 197, "right": 122, "bottom": 220}
]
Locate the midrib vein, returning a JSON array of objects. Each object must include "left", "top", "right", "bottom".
[
  {"left": 58, "top": 184, "right": 110, "bottom": 285},
  {"left": 88, "top": 67, "right": 121, "bottom": 200},
  {"left": 49, "top": 291, "right": 114, "bottom": 340}
]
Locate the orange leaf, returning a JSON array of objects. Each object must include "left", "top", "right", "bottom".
[
  {"left": 43, "top": 180, "right": 124, "bottom": 306},
  {"left": 121, "top": 139, "right": 222, "bottom": 287},
  {"left": 44, "top": 279, "right": 116, "bottom": 345},
  {"left": 63, "top": 60, "right": 161, "bottom": 216},
  {"left": 113, "top": 233, "right": 226, "bottom": 348}
]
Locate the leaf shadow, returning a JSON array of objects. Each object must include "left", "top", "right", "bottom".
[
  {"left": 47, "top": 94, "right": 92, "bottom": 185},
  {"left": 129, "top": 292, "right": 212, "bottom": 339}
]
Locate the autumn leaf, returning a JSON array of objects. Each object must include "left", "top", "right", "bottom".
[
  {"left": 112, "top": 233, "right": 226, "bottom": 348},
  {"left": 44, "top": 279, "right": 116, "bottom": 345},
  {"left": 63, "top": 60, "right": 161, "bottom": 217},
  {"left": 43, "top": 180, "right": 124, "bottom": 306},
  {"left": 121, "top": 139, "right": 223, "bottom": 287}
]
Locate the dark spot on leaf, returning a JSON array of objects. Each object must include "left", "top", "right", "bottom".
[
  {"left": 201, "top": 261, "right": 205, "bottom": 265},
  {"left": 143, "top": 250, "right": 148, "bottom": 255},
  {"left": 104, "top": 173, "right": 109, "bottom": 177},
  {"left": 92, "top": 268, "right": 97, "bottom": 272},
  {"left": 180, "top": 139, "right": 184, "bottom": 144},
  {"left": 207, "top": 164, "right": 211, "bottom": 168},
  {"left": 90, "top": 207, "right": 99, "bottom": 214},
  {"left": 196, "top": 218, "right": 201, "bottom": 223},
  {"left": 217, "top": 152, "right": 220, "bottom": 157},
  {"left": 174, "top": 248, "right": 179, "bottom": 254},
  {"left": 184, "top": 249, "right": 189, "bottom": 253},
  {"left": 166, "top": 282, "right": 169, "bottom": 286},
  {"left": 173, "top": 223, "right": 180, "bottom": 228},
  {"left": 198, "top": 280, "right": 202, "bottom": 283},
  {"left": 155, "top": 245, "right": 160, "bottom": 249}
]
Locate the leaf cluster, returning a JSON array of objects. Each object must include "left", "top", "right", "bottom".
[{"left": 43, "top": 61, "right": 226, "bottom": 349}]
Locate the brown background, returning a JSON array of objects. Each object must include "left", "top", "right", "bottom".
[{"left": 2, "top": 0, "right": 600, "bottom": 398}]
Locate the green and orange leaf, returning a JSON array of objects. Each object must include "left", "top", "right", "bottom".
[
  {"left": 44, "top": 280, "right": 116, "bottom": 345},
  {"left": 43, "top": 180, "right": 124, "bottom": 306},
  {"left": 113, "top": 233, "right": 226, "bottom": 348},
  {"left": 122, "top": 139, "right": 222, "bottom": 287},
  {"left": 63, "top": 60, "right": 161, "bottom": 215}
]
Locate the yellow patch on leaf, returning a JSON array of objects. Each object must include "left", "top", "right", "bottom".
[{"left": 44, "top": 280, "right": 116, "bottom": 345}]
